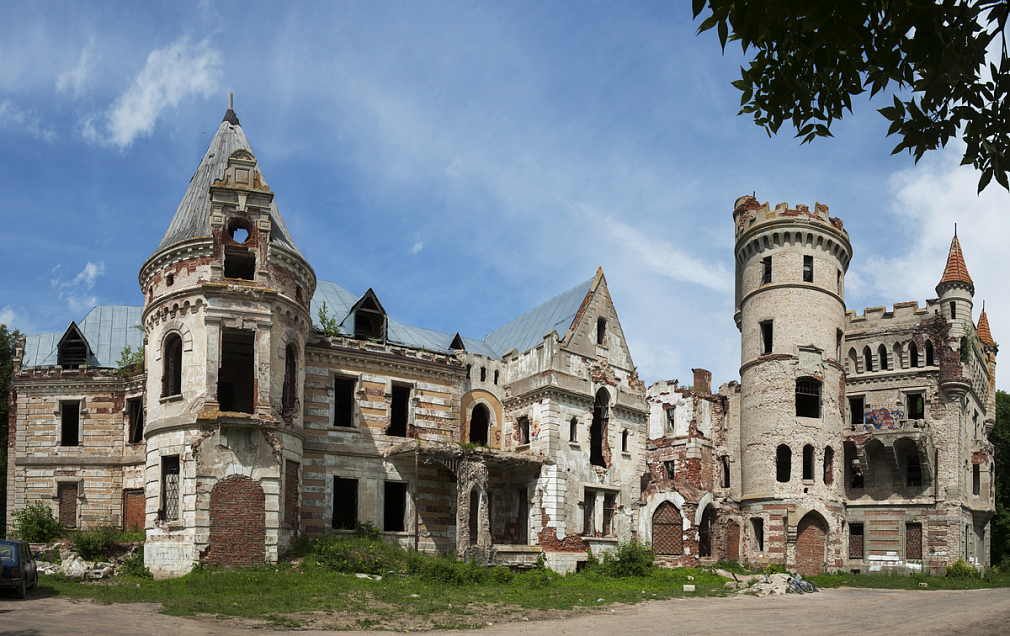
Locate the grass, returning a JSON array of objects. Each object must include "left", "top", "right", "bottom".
[{"left": 810, "top": 568, "right": 1010, "bottom": 591}]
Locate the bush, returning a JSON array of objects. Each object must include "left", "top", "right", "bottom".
[
  {"left": 946, "top": 559, "right": 979, "bottom": 578},
  {"left": 11, "top": 501, "right": 63, "bottom": 542},
  {"left": 74, "top": 523, "right": 117, "bottom": 561},
  {"left": 120, "top": 547, "right": 152, "bottom": 579},
  {"left": 599, "top": 540, "right": 655, "bottom": 577},
  {"left": 313, "top": 533, "right": 404, "bottom": 575},
  {"left": 762, "top": 562, "right": 789, "bottom": 575}
]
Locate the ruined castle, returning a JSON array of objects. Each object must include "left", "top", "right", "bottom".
[{"left": 6, "top": 109, "right": 998, "bottom": 577}]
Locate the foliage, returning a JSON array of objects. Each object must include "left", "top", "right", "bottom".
[
  {"left": 992, "top": 390, "right": 1010, "bottom": 565},
  {"left": 317, "top": 302, "right": 342, "bottom": 338},
  {"left": 811, "top": 568, "right": 1010, "bottom": 591},
  {"left": 712, "top": 560, "right": 754, "bottom": 575},
  {"left": 945, "top": 558, "right": 980, "bottom": 578},
  {"left": 0, "top": 324, "right": 22, "bottom": 538},
  {"left": 960, "top": 321, "right": 978, "bottom": 365},
  {"left": 11, "top": 501, "right": 63, "bottom": 542},
  {"left": 594, "top": 540, "right": 656, "bottom": 578},
  {"left": 120, "top": 547, "right": 153, "bottom": 579},
  {"left": 73, "top": 522, "right": 118, "bottom": 561},
  {"left": 693, "top": 0, "right": 1010, "bottom": 192},
  {"left": 762, "top": 562, "right": 789, "bottom": 575},
  {"left": 354, "top": 521, "right": 382, "bottom": 541},
  {"left": 115, "top": 344, "right": 145, "bottom": 379},
  {"left": 311, "top": 534, "right": 405, "bottom": 576}
]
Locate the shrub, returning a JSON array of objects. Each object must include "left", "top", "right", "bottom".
[
  {"left": 762, "top": 562, "right": 789, "bottom": 575},
  {"left": 74, "top": 523, "right": 117, "bottom": 561},
  {"left": 11, "top": 501, "right": 63, "bottom": 542},
  {"left": 120, "top": 547, "right": 152, "bottom": 579},
  {"left": 946, "top": 559, "right": 979, "bottom": 578},
  {"left": 313, "top": 533, "right": 403, "bottom": 575},
  {"left": 354, "top": 521, "right": 381, "bottom": 541},
  {"left": 599, "top": 540, "right": 655, "bottom": 577}
]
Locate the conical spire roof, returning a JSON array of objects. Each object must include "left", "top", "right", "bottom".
[
  {"left": 156, "top": 109, "right": 302, "bottom": 256},
  {"left": 977, "top": 307, "right": 995, "bottom": 346},
  {"left": 937, "top": 233, "right": 973, "bottom": 288}
]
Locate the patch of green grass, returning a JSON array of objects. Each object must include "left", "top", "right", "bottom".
[{"left": 810, "top": 568, "right": 1010, "bottom": 591}]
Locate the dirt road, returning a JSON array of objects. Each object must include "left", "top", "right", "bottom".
[{"left": 2, "top": 587, "right": 1009, "bottom": 635}]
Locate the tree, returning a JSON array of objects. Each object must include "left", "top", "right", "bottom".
[
  {"left": 993, "top": 390, "right": 1010, "bottom": 566},
  {"left": 694, "top": 0, "right": 1010, "bottom": 192},
  {"left": 0, "top": 325, "right": 23, "bottom": 538}
]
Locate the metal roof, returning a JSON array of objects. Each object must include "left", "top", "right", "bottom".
[
  {"left": 24, "top": 306, "right": 144, "bottom": 368},
  {"left": 155, "top": 111, "right": 302, "bottom": 256},
  {"left": 482, "top": 278, "right": 593, "bottom": 357}
]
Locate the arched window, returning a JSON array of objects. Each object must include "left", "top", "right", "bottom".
[
  {"left": 590, "top": 389, "right": 609, "bottom": 467},
  {"left": 652, "top": 502, "right": 683, "bottom": 555},
  {"left": 925, "top": 340, "right": 934, "bottom": 366},
  {"left": 469, "top": 403, "right": 490, "bottom": 445},
  {"left": 777, "top": 444, "right": 792, "bottom": 482},
  {"left": 721, "top": 456, "right": 731, "bottom": 488},
  {"left": 878, "top": 344, "right": 889, "bottom": 371},
  {"left": 892, "top": 342, "right": 903, "bottom": 369},
  {"left": 621, "top": 429, "right": 629, "bottom": 453},
  {"left": 796, "top": 378, "right": 821, "bottom": 418},
  {"left": 162, "top": 334, "right": 183, "bottom": 397},
  {"left": 863, "top": 346, "right": 874, "bottom": 372},
  {"left": 282, "top": 344, "right": 297, "bottom": 412},
  {"left": 909, "top": 341, "right": 919, "bottom": 368},
  {"left": 569, "top": 417, "right": 578, "bottom": 442},
  {"left": 823, "top": 447, "right": 834, "bottom": 485},
  {"left": 802, "top": 444, "right": 815, "bottom": 480},
  {"left": 848, "top": 348, "right": 859, "bottom": 374}
]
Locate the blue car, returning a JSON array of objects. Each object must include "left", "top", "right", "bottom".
[{"left": 0, "top": 540, "right": 39, "bottom": 599}]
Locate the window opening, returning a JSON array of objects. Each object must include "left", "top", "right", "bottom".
[
  {"left": 333, "top": 376, "right": 355, "bottom": 427},
  {"left": 480, "top": 367, "right": 487, "bottom": 382},
  {"left": 597, "top": 316, "right": 607, "bottom": 345},
  {"left": 466, "top": 364, "right": 471, "bottom": 378},
  {"left": 590, "top": 389, "right": 609, "bottom": 467},
  {"left": 907, "top": 455, "right": 923, "bottom": 487},
  {"left": 837, "top": 269, "right": 842, "bottom": 294},
  {"left": 906, "top": 523, "right": 922, "bottom": 560},
  {"left": 803, "top": 444, "right": 814, "bottom": 480},
  {"left": 925, "top": 340, "right": 934, "bottom": 366},
  {"left": 850, "top": 458, "right": 864, "bottom": 489},
  {"left": 469, "top": 403, "right": 489, "bottom": 445},
  {"left": 803, "top": 255, "right": 814, "bottom": 282},
  {"left": 973, "top": 464, "right": 980, "bottom": 495},
  {"left": 61, "top": 401, "right": 80, "bottom": 447},
  {"left": 569, "top": 417, "right": 578, "bottom": 442},
  {"left": 849, "top": 523, "right": 864, "bottom": 559},
  {"left": 664, "top": 460, "right": 675, "bottom": 480},
  {"left": 823, "top": 447, "right": 834, "bottom": 485},
  {"left": 910, "top": 342, "right": 919, "bottom": 367},
  {"left": 468, "top": 489, "right": 481, "bottom": 541},
  {"left": 837, "top": 329, "right": 843, "bottom": 361},
  {"left": 907, "top": 394, "right": 924, "bottom": 420},
  {"left": 722, "top": 456, "right": 731, "bottom": 488},
  {"left": 863, "top": 346, "right": 874, "bottom": 372},
  {"left": 796, "top": 379, "right": 821, "bottom": 418},
  {"left": 282, "top": 344, "right": 297, "bottom": 415},
  {"left": 161, "top": 456, "right": 180, "bottom": 521},
  {"left": 583, "top": 491, "right": 596, "bottom": 536},
  {"left": 699, "top": 507, "right": 715, "bottom": 557},
  {"left": 518, "top": 416, "right": 530, "bottom": 445},
  {"left": 621, "top": 430, "right": 629, "bottom": 453},
  {"left": 384, "top": 482, "right": 407, "bottom": 532},
  {"left": 228, "top": 218, "right": 252, "bottom": 243},
  {"left": 166, "top": 273, "right": 174, "bottom": 287},
  {"left": 776, "top": 445, "right": 792, "bottom": 482},
  {"left": 878, "top": 344, "right": 889, "bottom": 371},
  {"left": 296, "top": 286, "right": 302, "bottom": 300},
  {"left": 223, "top": 248, "right": 256, "bottom": 280},
  {"left": 950, "top": 301, "right": 957, "bottom": 319},
  {"left": 127, "top": 397, "right": 144, "bottom": 444},
  {"left": 162, "top": 333, "right": 183, "bottom": 397},
  {"left": 602, "top": 493, "right": 616, "bottom": 537},
  {"left": 762, "top": 256, "right": 772, "bottom": 284},
  {"left": 58, "top": 329, "right": 88, "bottom": 368},
  {"left": 58, "top": 483, "right": 78, "bottom": 529},
  {"left": 761, "top": 321, "right": 773, "bottom": 355},
  {"left": 389, "top": 385, "right": 410, "bottom": 437},
  {"left": 517, "top": 487, "right": 529, "bottom": 544},
  {"left": 218, "top": 330, "right": 254, "bottom": 413},
  {"left": 752, "top": 518, "right": 765, "bottom": 552},
  {"left": 665, "top": 406, "right": 676, "bottom": 435},
  {"left": 849, "top": 396, "right": 864, "bottom": 426},
  {"left": 332, "top": 477, "right": 358, "bottom": 530},
  {"left": 353, "top": 296, "right": 385, "bottom": 340},
  {"left": 493, "top": 370, "right": 499, "bottom": 385}
]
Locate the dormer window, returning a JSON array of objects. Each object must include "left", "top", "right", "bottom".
[
  {"left": 351, "top": 291, "right": 386, "bottom": 341},
  {"left": 57, "top": 323, "right": 90, "bottom": 369}
]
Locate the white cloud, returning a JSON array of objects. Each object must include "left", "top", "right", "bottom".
[
  {"left": 408, "top": 241, "right": 424, "bottom": 255},
  {"left": 88, "top": 37, "right": 222, "bottom": 148},
  {"left": 56, "top": 38, "right": 98, "bottom": 98},
  {"left": 51, "top": 261, "right": 106, "bottom": 315},
  {"left": 0, "top": 100, "right": 56, "bottom": 142}
]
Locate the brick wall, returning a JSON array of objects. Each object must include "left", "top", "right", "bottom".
[
  {"left": 205, "top": 476, "right": 265, "bottom": 567},
  {"left": 58, "top": 483, "right": 77, "bottom": 528},
  {"left": 123, "top": 489, "right": 144, "bottom": 532},
  {"left": 284, "top": 461, "right": 299, "bottom": 533},
  {"left": 795, "top": 514, "right": 827, "bottom": 575}
]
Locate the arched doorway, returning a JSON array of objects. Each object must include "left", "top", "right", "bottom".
[
  {"left": 469, "top": 404, "right": 489, "bottom": 445},
  {"left": 206, "top": 475, "right": 265, "bottom": 567},
  {"left": 652, "top": 501, "right": 683, "bottom": 555},
  {"left": 699, "top": 507, "right": 716, "bottom": 557},
  {"left": 795, "top": 513, "right": 828, "bottom": 575}
]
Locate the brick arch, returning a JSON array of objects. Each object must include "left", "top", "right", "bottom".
[
  {"left": 206, "top": 475, "right": 266, "bottom": 567},
  {"left": 652, "top": 501, "right": 683, "bottom": 555},
  {"left": 795, "top": 512, "right": 828, "bottom": 575}
]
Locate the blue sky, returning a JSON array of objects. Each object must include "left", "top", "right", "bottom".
[{"left": 1, "top": 1, "right": 1007, "bottom": 392}]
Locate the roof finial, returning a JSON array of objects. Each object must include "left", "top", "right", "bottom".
[
  {"left": 954, "top": 222, "right": 957, "bottom": 237},
  {"left": 229, "top": 92, "right": 234, "bottom": 110}
]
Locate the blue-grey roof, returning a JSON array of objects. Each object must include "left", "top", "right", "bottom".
[
  {"left": 483, "top": 278, "right": 593, "bottom": 356},
  {"left": 23, "top": 306, "right": 144, "bottom": 368}
]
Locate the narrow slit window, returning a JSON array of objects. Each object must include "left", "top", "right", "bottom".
[
  {"left": 803, "top": 444, "right": 814, "bottom": 480},
  {"left": 776, "top": 444, "right": 792, "bottom": 482},
  {"left": 61, "top": 401, "right": 80, "bottom": 447},
  {"left": 823, "top": 447, "right": 834, "bottom": 485},
  {"left": 388, "top": 385, "right": 410, "bottom": 437},
  {"left": 621, "top": 430, "right": 629, "bottom": 453},
  {"left": 722, "top": 456, "right": 731, "bottom": 488},
  {"left": 480, "top": 367, "right": 486, "bottom": 382},
  {"left": 752, "top": 518, "right": 764, "bottom": 552},
  {"left": 950, "top": 301, "right": 957, "bottom": 319},
  {"left": 602, "top": 493, "right": 616, "bottom": 537},
  {"left": 162, "top": 333, "right": 183, "bottom": 397},
  {"left": 863, "top": 346, "right": 874, "bottom": 372},
  {"left": 910, "top": 341, "right": 920, "bottom": 367},
  {"left": 925, "top": 340, "right": 935, "bottom": 366},
  {"left": 518, "top": 416, "right": 530, "bottom": 445},
  {"left": 569, "top": 417, "right": 578, "bottom": 442},
  {"left": 582, "top": 491, "right": 596, "bottom": 536},
  {"left": 127, "top": 397, "right": 144, "bottom": 444},
  {"left": 973, "top": 464, "right": 980, "bottom": 495},
  {"left": 493, "top": 370, "right": 499, "bottom": 385},
  {"left": 761, "top": 321, "right": 773, "bottom": 355},
  {"left": 333, "top": 376, "right": 356, "bottom": 427},
  {"left": 803, "top": 255, "right": 814, "bottom": 282},
  {"left": 590, "top": 389, "right": 609, "bottom": 467},
  {"left": 762, "top": 256, "right": 772, "bottom": 284},
  {"left": 597, "top": 316, "right": 607, "bottom": 345},
  {"left": 878, "top": 344, "right": 889, "bottom": 371},
  {"left": 282, "top": 344, "right": 297, "bottom": 415}
]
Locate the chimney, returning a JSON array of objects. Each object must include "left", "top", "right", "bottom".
[{"left": 692, "top": 368, "right": 712, "bottom": 395}]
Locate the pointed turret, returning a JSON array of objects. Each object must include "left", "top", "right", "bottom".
[
  {"left": 936, "top": 232, "right": 974, "bottom": 294},
  {"left": 977, "top": 305, "right": 995, "bottom": 347},
  {"left": 935, "top": 230, "right": 975, "bottom": 327}
]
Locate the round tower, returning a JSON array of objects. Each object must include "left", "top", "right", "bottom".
[
  {"left": 138, "top": 103, "right": 315, "bottom": 578},
  {"left": 732, "top": 195, "right": 852, "bottom": 568}
]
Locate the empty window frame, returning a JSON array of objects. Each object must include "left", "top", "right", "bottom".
[
  {"left": 480, "top": 367, "right": 487, "bottom": 382},
  {"left": 569, "top": 417, "right": 578, "bottom": 442},
  {"left": 878, "top": 344, "right": 889, "bottom": 371},
  {"left": 332, "top": 376, "right": 356, "bottom": 427},
  {"left": 837, "top": 269, "right": 842, "bottom": 294},
  {"left": 849, "top": 523, "right": 864, "bottom": 559},
  {"left": 762, "top": 256, "right": 772, "bottom": 284},
  {"left": 802, "top": 444, "right": 815, "bottom": 480},
  {"left": 602, "top": 493, "right": 616, "bottom": 537},
  {"left": 910, "top": 341, "right": 920, "bottom": 367},
  {"left": 761, "top": 321, "right": 773, "bottom": 355},
  {"left": 590, "top": 389, "right": 609, "bottom": 467},
  {"left": 849, "top": 396, "right": 865, "bottom": 426},
  {"left": 597, "top": 317, "right": 607, "bottom": 345},
  {"left": 795, "top": 378, "right": 821, "bottom": 418},
  {"left": 925, "top": 340, "right": 935, "bottom": 366},
  {"left": 907, "top": 455, "right": 923, "bottom": 487},
  {"left": 752, "top": 517, "right": 765, "bottom": 552},
  {"left": 907, "top": 393, "right": 925, "bottom": 420},
  {"left": 621, "top": 430, "right": 629, "bottom": 453},
  {"left": 665, "top": 406, "right": 676, "bottom": 435},
  {"left": 161, "top": 455, "right": 180, "bottom": 521},
  {"left": 493, "top": 370, "right": 499, "bottom": 385},
  {"left": 863, "top": 346, "right": 874, "bottom": 372},
  {"left": 162, "top": 333, "right": 183, "bottom": 397},
  {"left": 950, "top": 301, "right": 957, "bottom": 319},
  {"left": 803, "top": 255, "right": 814, "bottom": 282},
  {"left": 388, "top": 384, "right": 410, "bottom": 437},
  {"left": 517, "top": 416, "right": 530, "bottom": 445},
  {"left": 218, "top": 330, "right": 254, "bottom": 413},
  {"left": 721, "top": 456, "right": 731, "bottom": 488},
  {"left": 582, "top": 490, "right": 597, "bottom": 536},
  {"left": 353, "top": 296, "right": 385, "bottom": 341},
  {"left": 60, "top": 401, "right": 80, "bottom": 447},
  {"left": 823, "top": 446, "right": 834, "bottom": 485},
  {"left": 127, "top": 397, "right": 144, "bottom": 444},
  {"left": 776, "top": 445, "right": 792, "bottom": 482},
  {"left": 223, "top": 247, "right": 256, "bottom": 280},
  {"left": 469, "top": 403, "right": 490, "bottom": 445},
  {"left": 332, "top": 477, "right": 358, "bottom": 531},
  {"left": 850, "top": 458, "right": 865, "bottom": 489},
  {"left": 383, "top": 482, "right": 408, "bottom": 532},
  {"left": 282, "top": 344, "right": 297, "bottom": 414},
  {"left": 664, "top": 460, "right": 675, "bottom": 480},
  {"left": 973, "top": 464, "right": 981, "bottom": 495}
]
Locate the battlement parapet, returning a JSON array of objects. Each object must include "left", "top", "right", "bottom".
[
  {"left": 733, "top": 195, "right": 848, "bottom": 242},
  {"left": 846, "top": 299, "right": 940, "bottom": 330}
]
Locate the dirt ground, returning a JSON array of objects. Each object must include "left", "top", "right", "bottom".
[{"left": 2, "top": 587, "right": 1010, "bottom": 635}]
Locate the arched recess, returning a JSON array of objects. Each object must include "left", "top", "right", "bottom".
[
  {"left": 698, "top": 506, "right": 716, "bottom": 557},
  {"left": 591, "top": 388, "right": 611, "bottom": 468},
  {"left": 794, "top": 511, "right": 828, "bottom": 575},
  {"left": 460, "top": 391, "right": 503, "bottom": 449},
  {"left": 848, "top": 348, "right": 859, "bottom": 374},
  {"left": 467, "top": 485, "right": 485, "bottom": 547},
  {"left": 206, "top": 475, "right": 266, "bottom": 567},
  {"left": 652, "top": 501, "right": 684, "bottom": 555},
  {"left": 469, "top": 403, "right": 490, "bottom": 445}
]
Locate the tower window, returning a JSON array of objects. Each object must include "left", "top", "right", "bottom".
[
  {"left": 973, "top": 464, "right": 980, "bottom": 495},
  {"left": 776, "top": 444, "right": 792, "bottom": 482},
  {"left": 162, "top": 333, "right": 183, "bottom": 398},
  {"left": 332, "top": 376, "right": 356, "bottom": 427},
  {"left": 761, "top": 321, "right": 773, "bottom": 355},
  {"left": 837, "top": 269, "right": 842, "bottom": 294},
  {"left": 218, "top": 330, "right": 254, "bottom": 413},
  {"left": 950, "top": 301, "right": 957, "bottom": 319},
  {"left": 282, "top": 344, "right": 298, "bottom": 415},
  {"left": 223, "top": 248, "right": 256, "bottom": 280},
  {"left": 863, "top": 346, "right": 874, "bottom": 372},
  {"left": 493, "top": 370, "right": 499, "bottom": 385},
  {"left": 61, "top": 401, "right": 80, "bottom": 447},
  {"left": 802, "top": 444, "right": 814, "bottom": 480},
  {"left": 469, "top": 403, "right": 490, "bottom": 445},
  {"left": 127, "top": 397, "right": 144, "bottom": 444},
  {"left": 795, "top": 378, "right": 821, "bottom": 418},
  {"left": 597, "top": 317, "right": 607, "bottom": 345},
  {"left": 388, "top": 385, "right": 410, "bottom": 437},
  {"left": 621, "top": 429, "right": 629, "bottom": 453},
  {"left": 803, "top": 255, "right": 813, "bottom": 282},
  {"left": 762, "top": 256, "right": 772, "bottom": 284},
  {"left": 480, "top": 367, "right": 487, "bottom": 382},
  {"left": 161, "top": 455, "right": 180, "bottom": 521},
  {"left": 166, "top": 273, "right": 174, "bottom": 287},
  {"left": 910, "top": 341, "right": 920, "bottom": 367}
]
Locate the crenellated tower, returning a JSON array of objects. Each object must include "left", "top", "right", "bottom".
[{"left": 138, "top": 99, "right": 315, "bottom": 578}]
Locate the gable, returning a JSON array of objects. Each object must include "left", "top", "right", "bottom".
[{"left": 560, "top": 268, "right": 635, "bottom": 371}]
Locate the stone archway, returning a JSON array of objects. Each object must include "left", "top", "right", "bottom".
[
  {"left": 795, "top": 512, "right": 828, "bottom": 575},
  {"left": 652, "top": 501, "right": 683, "bottom": 555},
  {"left": 206, "top": 475, "right": 266, "bottom": 567}
]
